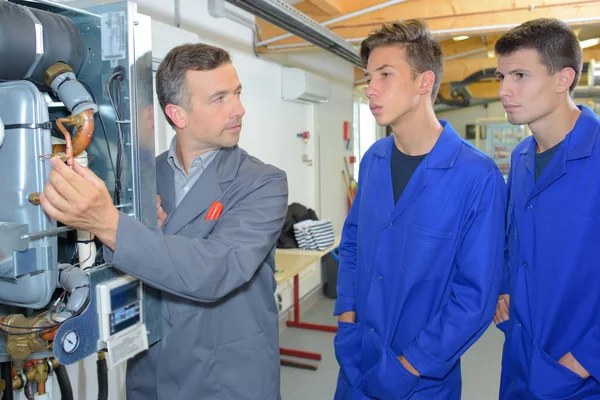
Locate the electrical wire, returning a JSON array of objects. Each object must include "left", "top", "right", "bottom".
[
  {"left": 78, "top": 80, "right": 117, "bottom": 197},
  {"left": 107, "top": 71, "right": 126, "bottom": 205}
]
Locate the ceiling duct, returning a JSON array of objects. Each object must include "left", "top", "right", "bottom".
[{"left": 223, "top": 0, "right": 362, "bottom": 67}]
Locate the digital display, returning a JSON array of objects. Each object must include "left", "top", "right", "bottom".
[
  {"left": 108, "top": 281, "right": 141, "bottom": 335},
  {"left": 110, "top": 281, "right": 140, "bottom": 311},
  {"left": 110, "top": 303, "right": 140, "bottom": 335}
]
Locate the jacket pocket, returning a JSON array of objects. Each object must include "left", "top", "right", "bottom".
[
  {"left": 334, "top": 321, "right": 363, "bottom": 387},
  {"left": 527, "top": 342, "right": 587, "bottom": 399},
  {"left": 360, "top": 345, "right": 420, "bottom": 400},
  {"left": 216, "top": 331, "right": 274, "bottom": 399},
  {"left": 401, "top": 222, "right": 455, "bottom": 281}
]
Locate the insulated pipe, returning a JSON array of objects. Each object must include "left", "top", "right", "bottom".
[
  {"left": 97, "top": 353, "right": 108, "bottom": 400},
  {"left": 55, "top": 264, "right": 90, "bottom": 320},
  {"left": 54, "top": 365, "right": 73, "bottom": 400}
]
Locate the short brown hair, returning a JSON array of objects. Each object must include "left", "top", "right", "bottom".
[
  {"left": 495, "top": 18, "right": 582, "bottom": 93},
  {"left": 360, "top": 19, "right": 443, "bottom": 101},
  {"left": 156, "top": 43, "right": 231, "bottom": 127}
]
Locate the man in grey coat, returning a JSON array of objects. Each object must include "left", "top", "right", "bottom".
[{"left": 39, "top": 43, "right": 288, "bottom": 399}]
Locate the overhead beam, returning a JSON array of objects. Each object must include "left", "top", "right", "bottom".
[
  {"left": 443, "top": 48, "right": 600, "bottom": 84},
  {"left": 304, "top": 0, "right": 342, "bottom": 16},
  {"left": 257, "top": 0, "right": 600, "bottom": 47},
  {"left": 354, "top": 49, "right": 600, "bottom": 87}
]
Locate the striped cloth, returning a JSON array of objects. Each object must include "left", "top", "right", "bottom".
[{"left": 293, "top": 219, "right": 335, "bottom": 250}]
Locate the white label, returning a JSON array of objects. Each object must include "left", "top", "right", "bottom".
[
  {"left": 106, "top": 323, "right": 148, "bottom": 369},
  {"left": 101, "top": 12, "right": 127, "bottom": 61}
]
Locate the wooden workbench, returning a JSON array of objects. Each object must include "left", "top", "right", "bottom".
[{"left": 275, "top": 237, "right": 340, "bottom": 368}]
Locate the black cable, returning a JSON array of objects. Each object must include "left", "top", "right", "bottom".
[
  {"left": 1, "top": 361, "right": 14, "bottom": 400},
  {"left": 97, "top": 355, "right": 108, "bottom": 400},
  {"left": 78, "top": 80, "right": 117, "bottom": 191},
  {"left": 55, "top": 365, "right": 74, "bottom": 400},
  {"left": 108, "top": 72, "right": 125, "bottom": 205}
]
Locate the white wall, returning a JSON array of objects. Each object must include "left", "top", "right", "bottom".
[{"left": 12, "top": 1, "right": 353, "bottom": 400}]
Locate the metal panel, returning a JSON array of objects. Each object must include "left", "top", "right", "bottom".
[{"left": 0, "top": 80, "right": 57, "bottom": 308}]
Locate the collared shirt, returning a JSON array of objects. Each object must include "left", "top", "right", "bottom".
[{"left": 167, "top": 136, "right": 219, "bottom": 207}]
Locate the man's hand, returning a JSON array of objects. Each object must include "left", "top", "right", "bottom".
[
  {"left": 398, "top": 356, "right": 420, "bottom": 377},
  {"left": 559, "top": 352, "right": 591, "bottom": 378},
  {"left": 40, "top": 157, "right": 119, "bottom": 250},
  {"left": 157, "top": 195, "right": 168, "bottom": 229},
  {"left": 338, "top": 311, "right": 356, "bottom": 323},
  {"left": 494, "top": 294, "right": 510, "bottom": 325}
]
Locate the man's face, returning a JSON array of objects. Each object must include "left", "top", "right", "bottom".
[
  {"left": 496, "top": 48, "right": 562, "bottom": 126},
  {"left": 181, "top": 63, "right": 245, "bottom": 150},
  {"left": 364, "top": 45, "right": 423, "bottom": 126}
]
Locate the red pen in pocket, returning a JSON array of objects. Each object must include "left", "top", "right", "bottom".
[{"left": 206, "top": 201, "right": 223, "bottom": 220}]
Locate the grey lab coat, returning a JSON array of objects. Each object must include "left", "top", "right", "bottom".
[{"left": 105, "top": 145, "right": 288, "bottom": 400}]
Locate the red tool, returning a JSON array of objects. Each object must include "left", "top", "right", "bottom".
[{"left": 206, "top": 201, "right": 223, "bottom": 220}]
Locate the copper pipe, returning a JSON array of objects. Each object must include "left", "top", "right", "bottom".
[
  {"left": 34, "top": 359, "right": 48, "bottom": 396},
  {"left": 37, "top": 381, "right": 46, "bottom": 395},
  {"left": 71, "top": 109, "right": 95, "bottom": 157},
  {"left": 39, "top": 326, "right": 58, "bottom": 341},
  {"left": 53, "top": 109, "right": 95, "bottom": 167},
  {"left": 55, "top": 118, "right": 74, "bottom": 168}
]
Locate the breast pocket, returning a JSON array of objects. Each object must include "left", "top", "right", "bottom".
[{"left": 400, "top": 222, "right": 455, "bottom": 281}]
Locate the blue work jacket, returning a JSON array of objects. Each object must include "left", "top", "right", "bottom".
[
  {"left": 499, "top": 105, "right": 600, "bottom": 399},
  {"left": 334, "top": 122, "right": 506, "bottom": 399}
]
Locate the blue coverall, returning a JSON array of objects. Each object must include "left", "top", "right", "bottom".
[
  {"left": 500, "top": 105, "right": 600, "bottom": 399},
  {"left": 334, "top": 122, "right": 506, "bottom": 399}
]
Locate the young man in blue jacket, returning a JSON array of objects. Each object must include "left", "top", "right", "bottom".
[
  {"left": 333, "top": 19, "right": 506, "bottom": 399},
  {"left": 494, "top": 18, "right": 600, "bottom": 399}
]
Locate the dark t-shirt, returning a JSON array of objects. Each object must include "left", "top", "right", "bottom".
[
  {"left": 391, "top": 144, "right": 428, "bottom": 204},
  {"left": 535, "top": 141, "right": 562, "bottom": 182}
]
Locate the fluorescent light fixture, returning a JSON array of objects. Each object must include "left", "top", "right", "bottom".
[
  {"left": 580, "top": 38, "right": 600, "bottom": 49},
  {"left": 453, "top": 35, "right": 469, "bottom": 41}
]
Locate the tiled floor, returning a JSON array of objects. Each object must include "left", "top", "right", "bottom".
[{"left": 280, "top": 298, "right": 505, "bottom": 400}]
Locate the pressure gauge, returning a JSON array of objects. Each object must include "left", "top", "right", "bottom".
[{"left": 62, "top": 330, "right": 80, "bottom": 354}]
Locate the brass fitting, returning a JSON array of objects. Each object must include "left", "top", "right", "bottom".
[
  {"left": 49, "top": 358, "right": 61, "bottom": 371},
  {"left": 2, "top": 315, "right": 52, "bottom": 360},
  {"left": 12, "top": 368, "right": 32, "bottom": 391},
  {"left": 64, "top": 114, "right": 85, "bottom": 129},
  {"left": 50, "top": 152, "right": 68, "bottom": 163},
  {"left": 24, "top": 362, "right": 36, "bottom": 384},
  {"left": 0, "top": 377, "right": 5, "bottom": 394},
  {"left": 97, "top": 351, "right": 106, "bottom": 361},
  {"left": 34, "top": 359, "right": 48, "bottom": 395},
  {"left": 12, "top": 373, "right": 22, "bottom": 391},
  {"left": 44, "top": 62, "right": 73, "bottom": 88},
  {"left": 28, "top": 193, "right": 41, "bottom": 206}
]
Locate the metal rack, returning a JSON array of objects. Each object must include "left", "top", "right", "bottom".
[{"left": 475, "top": 118, "right": 529, "bottom": 176}]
